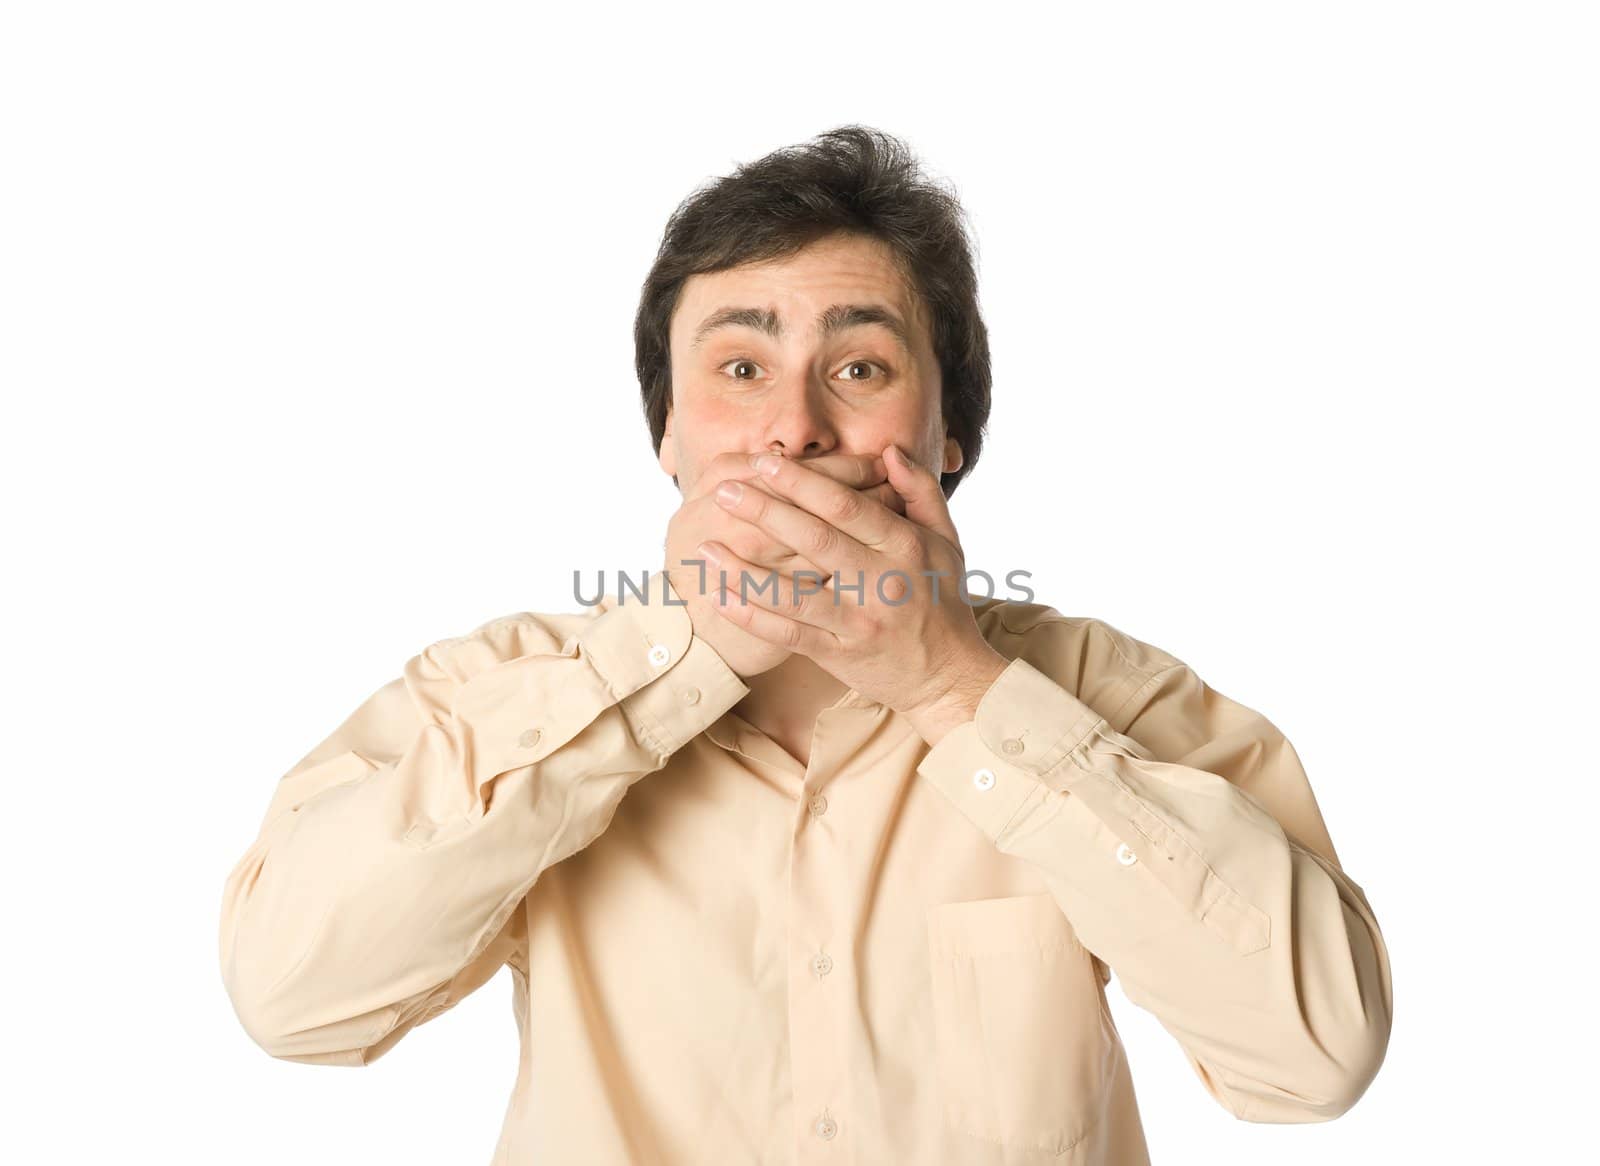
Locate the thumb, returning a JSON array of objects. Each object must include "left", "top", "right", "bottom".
[{"left": 885, "top": 444, "right": 959, "bottom": 547}]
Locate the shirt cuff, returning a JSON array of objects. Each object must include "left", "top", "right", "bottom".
[
  {"left": 915, "top": 656, "right": 1105, "bottom": 843},
  {"left": 600, "top": 568, "right": 751, "bottom": 756},
  {"left": 460, "top": 569, "right": 745, "bottom": 783},
  {"left": 578, "top": 568, "right": 701, "bottom": 700},
  {"left": 617, "top": 628, "right": 750, "bottom": 759}
]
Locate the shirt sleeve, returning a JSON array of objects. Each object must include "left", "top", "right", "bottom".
[
  {"left": 915, "top": 619, "right": 1392, "bottom": 1123},
  {"left": 218, "top": 569, "right": 749, "bottom": 1066}
]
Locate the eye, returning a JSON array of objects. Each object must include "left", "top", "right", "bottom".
[
  {"left": 719, "top": 359, "right": 765, "bottom": 381},
  {"left": 835, "top": 359, "right": 885, "bottom": 383}
]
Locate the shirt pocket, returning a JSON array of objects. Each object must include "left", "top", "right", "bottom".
[{"left": 926, "top": 892, "right": 1115, "bottom": 1156}]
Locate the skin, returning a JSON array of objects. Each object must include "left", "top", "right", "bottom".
[{"left": 658, "top": 231, "right": 1009, "bottom": 757}]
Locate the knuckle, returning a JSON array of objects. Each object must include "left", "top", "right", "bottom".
[
  {"left": 827, "top": 489, "right": 864, "bottom": 524},
  {"left": 803, "top": 521, "right": 836, "bottom": 558},
  {"left": 891, "top": 520, "right": 925, "bottom": 558}
]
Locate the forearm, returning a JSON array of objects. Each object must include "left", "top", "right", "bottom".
[
  {"left": 219, "top": 571, "right": 749, "bottom": 1062},
  {"left": 917, "top": 654, "right": 1393, "bottom": 1120}
]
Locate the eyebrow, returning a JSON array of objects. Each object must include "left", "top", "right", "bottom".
[
  {"left": 690, "top": 306, "right": 781, "bottom": 349},
  {"left": 689, "top": 303, "right": 913, "bottom": 355}
]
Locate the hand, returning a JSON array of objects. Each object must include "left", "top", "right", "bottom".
[
  {"left": 664, "top": 451, "right": 906, "bottom": 680},
  {"left": 696, "top": 445, "right": 1011, "bottom": 743}
]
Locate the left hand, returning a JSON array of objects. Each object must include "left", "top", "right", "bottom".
[{"left": 697, "top": 444, "right": 1011, "bottom": 744}]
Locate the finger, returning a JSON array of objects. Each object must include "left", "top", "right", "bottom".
[
  {"left": 713, "top": 472, "right": 870, "bottom": 579},
  {"left": 798, "top": 451, "right": 890, "bottom": 491},
  {"left": 747, "top": 452, "right": 909, "bottom": 553},
  {"left": 696, "top": 539, "right": 840, "bottom": 629},
  {"left": 699, "top": 540, "right": 840, "bottom": 656},
  {"left": 715, "top": 513, "right": 826, "bottom": 578},
  {"left": 883, "top": 444, "right": 960, "bottom": 548},
  {"left": 664, "top": 494, "right": 829, "bottom": 597},
  {"left": 684, "top": 490, "right": 826, "bottom": 576},
  {"left": 691, "top": 450, "right": 886, "bottom": 501},
  {"left": 744, "top": 464, "right": 903, "bottom": 515},
  {"left": 862, "top": 479, "right": 907, "bottom": 516}
]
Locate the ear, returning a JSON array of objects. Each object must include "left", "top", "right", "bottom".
[
  {"left": 941, "top": 434, "right": 963, "bottom": 475},
  {"left": 658, "top": 406, "right": 678, "bottom": 478}
]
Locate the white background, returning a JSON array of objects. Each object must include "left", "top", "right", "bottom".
[{"left": 3, "top": 2, "right": 1595, "bottom": 1162}]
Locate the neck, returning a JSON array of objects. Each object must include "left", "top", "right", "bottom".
[{"left": 734, "top": 652, "right": 850, "bottom": 741}]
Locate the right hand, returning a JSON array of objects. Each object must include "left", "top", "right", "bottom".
[{"left": 664, "top": 451, "right": 903, "bottom": 679}]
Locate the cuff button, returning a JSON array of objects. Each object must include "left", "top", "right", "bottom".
[
  {"left": 1115, "top": 842, "right": 1138, "bottom": 866},
  {"left": 648, "top": 643, "right": 671, "bottom": 668},
  {"left": 518, "top": 728, "right": 543, "bottom": 748},
  {"left": 973, "top": 768, "right": 996, "bottom": 791}
]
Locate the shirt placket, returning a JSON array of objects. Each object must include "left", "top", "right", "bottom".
[{"left": 788, "top": 707, "right": 848, "bottom": 1160}]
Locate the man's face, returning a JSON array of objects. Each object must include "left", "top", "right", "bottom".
[{"left": 659, "top": 231, "right": 961, "bottom": 496}]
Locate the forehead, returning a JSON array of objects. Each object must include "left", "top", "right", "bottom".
[{"left": 670, "top": 232, "right": 925, "bottom": 342}]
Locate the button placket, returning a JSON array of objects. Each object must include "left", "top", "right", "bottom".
[{"left": 786, "top": 713, "right": 870, "bottom": 1157}]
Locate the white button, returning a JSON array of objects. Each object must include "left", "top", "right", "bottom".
[
  {"left": 518, "top": 728, "right": 542, "bottom": 748},
  {"left": 1115, "top": 842, "right": 1138, "bottom": 866},
  {"left": 1001, "top": 737, "right": 1024, "bottom": 755},
  {"left": 647, "top": 643, "right": 671, "bottom": 668},
  {"left": 813, "top": 1115, "right": 837, "bottom": 1140},
  {"left": 808, "top": 794, "right": 828, "bottom": 817},
  {"left": 811, "top": 952, "right": 833, "bottom": 977},
  {"left": 972, "top": 767, "right": 995, "bottom": 791},
  {"left": 681, "top": 686, "right": 701, "bottom": 705}
]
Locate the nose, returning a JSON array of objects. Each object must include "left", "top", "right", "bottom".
[{"left": 760, "top": 377, "right": 837, "bottom": 458}]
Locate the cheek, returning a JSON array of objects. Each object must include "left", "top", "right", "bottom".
[
  {"left": 674, "top": 393, "right": 746, "bottom": 448},
  {"left": 847, "top": 401, "right": 940, "bottom": 454},
  {"left": 669, "top": 393, "right": 752, "bottom": 485}
]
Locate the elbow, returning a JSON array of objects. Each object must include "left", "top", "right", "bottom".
[
  {"left": 229, "top": 989, "right": 392, "bottom": 1067},
  {"left": 1233, "top": 1010, "right": 1392, "bottom": 1123},
  {"left": 1244, "top": 869, "right": 1394, "bottom": 1122},
  {"left": 1315, "top": 1013, "right": 1392, "bottom": 1121},
  {"left": 220, "top": 895, "right": 394, "bottom": 1066},
  {"left": 222, "top": 951, "right": 393, "bottom": 1067}
]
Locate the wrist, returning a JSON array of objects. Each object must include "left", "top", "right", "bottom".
[{"left": 905, "top": 646, "right": 1010, "bottom": 747}]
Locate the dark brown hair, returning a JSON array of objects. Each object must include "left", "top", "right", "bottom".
[{"left": 633, "top": 125, "right": 991, "bottom": 497}]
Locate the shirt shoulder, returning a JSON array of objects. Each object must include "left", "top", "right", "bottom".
[
  {"left": 973, "top": 596, "right": 1187, "bottom": 730},
  {"left": 396, "top": 605, "right": 607, "bottom": 725}
]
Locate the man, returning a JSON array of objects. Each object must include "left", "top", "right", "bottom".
[{"left": 220, "top": 126, "right": 1391, "bottom": 1164}]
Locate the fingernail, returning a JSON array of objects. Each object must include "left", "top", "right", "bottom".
[
  {"left": 894, "top": 445, "right": 915, "bottom": 468},
  {"left": 697, "top": 541, "right": 722, "bottom": 564},
  {"left": 752, "top": 452, "right": 782, "bottom": 476},
  {"left": 716, "top": 481, "right": 743, "bottom": 506}
]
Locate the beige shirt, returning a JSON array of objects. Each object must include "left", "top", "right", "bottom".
[{"left": 219, "top": 569, "right": 1391, "bottom": 1165}]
